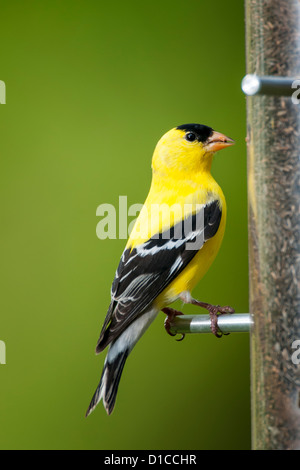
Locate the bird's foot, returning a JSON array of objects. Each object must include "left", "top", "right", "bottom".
[
  {"left": 162, "top": 307, "right": 185, "bottom": 342},
  {"left": 188, "top": 298, "right": 235, "bottom": 338}
]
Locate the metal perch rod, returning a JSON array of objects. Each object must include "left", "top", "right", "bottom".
[
  {"left": 169, "top": 314, "right": 252, "bottom": 335},
  {"left": 242, "top": 74, "right": 297, "bottom": 96}
]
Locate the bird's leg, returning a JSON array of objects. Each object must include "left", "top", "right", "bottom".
[
  {"left": 192, "top": 300, "right": 235, "bottom": 338},
  {"left": 162, "top": 307, "right": 185, "bottom": 342},
  {"left": 179, "top": 293, "right": 235, "bottom": 338}
]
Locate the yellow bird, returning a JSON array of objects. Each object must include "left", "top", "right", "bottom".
[{"left": 86, "top": 124, "right": 235, "bottom": 416}]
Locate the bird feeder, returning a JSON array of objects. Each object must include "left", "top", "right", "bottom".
[{"left": 244, "top": 0, "right": 300, "bottom": 450}]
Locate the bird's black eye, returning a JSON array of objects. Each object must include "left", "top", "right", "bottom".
[{"left": 185, "top": 132, "right": 196, "bottom": 142}]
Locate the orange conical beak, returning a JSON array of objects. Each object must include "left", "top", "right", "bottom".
[{"left": 204, "top": 131, "right": 235, "bottom": 153}]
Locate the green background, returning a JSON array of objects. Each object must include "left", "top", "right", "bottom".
[{"left": 0, "top": 0, "right": 249, "bottom": 449}]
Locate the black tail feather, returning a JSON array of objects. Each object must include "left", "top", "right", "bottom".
[{"left": 85, "top": 349, "right": 129, "bottom": 417}]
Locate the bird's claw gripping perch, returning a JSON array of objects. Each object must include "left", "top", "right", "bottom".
[
  {"left": 191, "top": 301, "right": 235, "bottom": 338},
  {"left": 162, "top": 307, "right": 185, "bottom": 341},
  {"left": 162, "top": 302, "right": 235, "bottom": 339},
  {"left": 208, "top": 307, "right": 232, "bottom": 338}
]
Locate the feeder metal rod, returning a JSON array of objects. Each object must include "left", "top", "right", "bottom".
[
  {"left": 169, "top": 314, "right": 252, "bottom": 335},
  {"left": 242, "top": 74, "right": 298, "bottom": 96}
]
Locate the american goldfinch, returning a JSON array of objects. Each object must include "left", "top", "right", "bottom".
[{"left": 86, "top": 123, "right": 235, "bottom": 416}]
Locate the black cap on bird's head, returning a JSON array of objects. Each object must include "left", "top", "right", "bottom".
[
  {"left": 177, "top": 123, "right": 235, "bottom": 152},
  {"left": 176, "top": 123, "right": 213, "bottom": 143}
]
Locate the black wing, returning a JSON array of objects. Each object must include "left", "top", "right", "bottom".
[{"left": 96, "top": 200, "right": 222, "bottom": 352}]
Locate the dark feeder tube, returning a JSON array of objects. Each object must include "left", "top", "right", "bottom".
[{"left": 245, "top": 0, "right": 300, "bottom": 449}]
